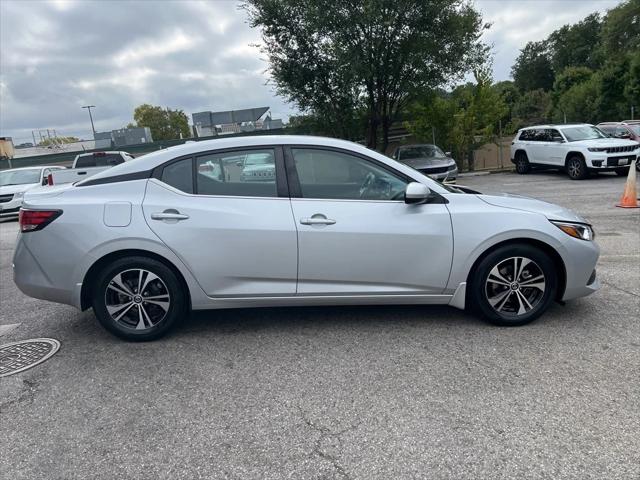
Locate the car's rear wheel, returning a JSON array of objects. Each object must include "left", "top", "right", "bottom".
[
  {"left": 514, "top": 151, "right": 531, "bottom": 174},
  {"left": 566, "top": 155, "right": 589, "bottom": 180},
  {"left": 470, "top": 244, "right": 558, "bottom": 327},
  {"left": 92, "top": 256, "right": 187, "bottom": 341},
  {"left": 615, "top": 167, "right": 629, "bottom": 177}
]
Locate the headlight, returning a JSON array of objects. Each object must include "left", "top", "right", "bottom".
[
  {"left": 587, "top": 147, "right": 607, "bottom": 152},
  {"left": 13, "top": 192, "right": 24, "bottom": 200},
  {"left": 551, "top": 221, "right": 594, "bottom": 241},
  {"left": 447, "top": 163, "right": 458, "bottom": 171}
]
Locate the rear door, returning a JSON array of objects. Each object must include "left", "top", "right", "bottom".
[
  {"left": 285, "top": 147, "right": 453, "bottom": 295},
  {"left": 142, "top": 146, "right": 298, "bottom": 297}
]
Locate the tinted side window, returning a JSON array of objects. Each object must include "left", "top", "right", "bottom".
[
  {"left": 161, "top": 158, "right": 194, "bottom": 193},
  {"left": 291, "top": 148, "right": 407, "bottom": 200},
  {"left": 547, "top": 129, "right": 563, "bottom": 141},
  {"left": 196, "top": 149, "right": 277, "bottom": 197},
  {"left": 519, "top": 130, "right": 533, "bottom": 141}
]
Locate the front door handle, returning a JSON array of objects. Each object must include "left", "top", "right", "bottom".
[
  {"left": 300, "top": 214, "right": 336, "bottom": 226},
  {"left": 151, "top": 209, "right": 190, "bottom": 221}
]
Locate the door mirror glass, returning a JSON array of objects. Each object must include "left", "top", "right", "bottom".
[
  {"left": 404, "top": 182, "right": 431, "bottom": 204},
  {"left": 445, "top": 151, "right": 452, "bottom": 157}
]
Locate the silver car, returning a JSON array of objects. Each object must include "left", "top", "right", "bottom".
[
  {"left": 13, "top": 136, "right": 599, "bottom": 341},
  {"left": 392, "top": 144, "right": 458, "bottom": 181}
]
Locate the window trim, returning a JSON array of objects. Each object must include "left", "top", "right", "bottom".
[
  {"left": 152, "top": 145, "right": 289, "bottom": 199},
  {"left": 284, "top": 145, "right": 414, "bottom": 202}
]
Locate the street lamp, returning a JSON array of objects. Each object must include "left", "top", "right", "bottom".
[{"left": 82, "top": 105, "right": 96, "bottom": 137}]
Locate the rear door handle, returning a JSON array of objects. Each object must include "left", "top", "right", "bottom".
[
  {"left": 300, "top": 214, "right": 336, "bottom": 226},
  {"left": 151, "top": 209, "right": 190, "bottom": 221}
]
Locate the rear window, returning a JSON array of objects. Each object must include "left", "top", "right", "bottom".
[{"left": 75, "top": 153, "right": 124, "bottom": 168}]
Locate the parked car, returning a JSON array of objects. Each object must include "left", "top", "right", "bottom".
[
  {"left": 14, "top": 136, "right": 600, "bottom": 341},
  {"left": 47, "top": 151, "right": 134, "bottom": 185},
  {"left": 597, "top": 121, "right": 640, "bottom": 171},
  {"left": 511, "top": 123, "right": 640, "bottom": 180},
  {"left": 0, "top": 166, "right": 65, "bottom": 218},
  {"left": 391, "top": 144, "right": 458, "bottom": 182}
]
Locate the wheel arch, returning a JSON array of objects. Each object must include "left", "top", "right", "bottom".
[
  {"left": 465, "top": 238, "right": 567, "bottom": 304},
  {"left": 514, "top": 149, "right": 528, "bottom": 159},
  {"left": 564, "top": 151, "right": 585, "bottom": 166},
  {"left": 80, "top": 249, "right": 192, "bottom": 311}
]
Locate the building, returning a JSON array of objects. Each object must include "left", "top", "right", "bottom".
[
  {"left": 192, "top": 107, "right": 283, "bottom": 137},
  {"left": 94, "top": 127, "right": 153, "bottom": 149}
]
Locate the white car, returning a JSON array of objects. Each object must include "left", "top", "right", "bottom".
[
  {"left": 0, "top": 166, "right": 65, "bottom": 218},
  {"left": 510, "top": 124, "right": 640, "bottom": 180},
  {"left": 48, "top": 151, "right": 134, "bottom": 185}
]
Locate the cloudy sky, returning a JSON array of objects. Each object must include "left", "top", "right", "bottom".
[{"left": 0, "top": 0, "right": 622, "bottom": 144}]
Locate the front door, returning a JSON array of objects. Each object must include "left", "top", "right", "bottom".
[
  {"left": 143, "top": 147, "right": 297, "bottom": 297},
  {"left": 286, "top": 147, "right": 453, "bottom": 295}
]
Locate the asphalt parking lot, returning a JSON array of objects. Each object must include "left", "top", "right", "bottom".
[{"left": 1, "top": 170, "right": 638, "bottom": 479}]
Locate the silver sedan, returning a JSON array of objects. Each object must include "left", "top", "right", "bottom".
[{"left": 13, "top": 136, "right": 599, "bottom": 341}]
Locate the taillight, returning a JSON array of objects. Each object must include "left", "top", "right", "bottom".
[
  {"left": 19, "top": 209, "right": 62, "bottom": 233},
  {"left": 47, "top": 173, "right": 53, "bottom": 185}
]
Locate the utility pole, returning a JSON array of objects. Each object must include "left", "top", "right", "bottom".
[
  {"left": 498, "top": 119, "right": 503, "bottom": 169},
  {"left": 431, "top": 126, "right": 435, "bottom": 145},
  {"left": 82, "top": 105, "right": 96, "bottom": 137},
  {"left": 632, "top": 105, "right": 635, "bottom": 120},
  {"left": 32, "top": 131, "right": 37, "bottom": 146}
]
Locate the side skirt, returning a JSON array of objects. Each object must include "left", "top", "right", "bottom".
[{"left": 192, "top": 293, "right": 454, "bottom": 310}]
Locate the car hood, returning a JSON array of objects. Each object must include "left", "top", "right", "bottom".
[
  {"left": 0, "top": 183, "right": 38, "bottom": 195},
  {"left": 478, "top": 193, "right": 587, "bottom": 223},
  {"left": 570, "top": 138, "right": 639, "bottom": 148},
  {"left": 400, "top": 157, "right": 455, "bottom": 169}
]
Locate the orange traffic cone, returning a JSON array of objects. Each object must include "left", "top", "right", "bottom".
[{"left": 616, "top": 162, "right": 639, "bottom": 208}]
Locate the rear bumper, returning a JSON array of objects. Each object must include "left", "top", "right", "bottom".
[{"left": 13, "top": 237, "right": 77, "bottom": 307}]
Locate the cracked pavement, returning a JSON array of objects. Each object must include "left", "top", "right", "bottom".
[{"left": 1, "top": 170, "right": 639, "bottom": 479}]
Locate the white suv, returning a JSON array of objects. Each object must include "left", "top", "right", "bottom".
[{"left": 510, "top": 124, "right": 640, "bottom": 180}]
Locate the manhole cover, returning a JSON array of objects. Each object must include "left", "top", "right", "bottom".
[{"left": 0, "top": 338, "right": 60, "bottom": 377}]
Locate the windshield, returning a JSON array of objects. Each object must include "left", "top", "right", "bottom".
[
  {"left": 0, "top": 169, "right": 41, "bottom": 186},
  {"left": 562, "top": 126, "right": 608, "bottom": 142},
  {"left": 399, "top": 145, "right": 446, "bottom": 160},
  {"left": 628, "top": 125, "right": 640, "bottom": 135}
]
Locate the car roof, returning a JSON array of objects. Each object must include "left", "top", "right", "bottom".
[
  {"left": 520, "top": 123, "right": 592, "bottom": 130},
  {"left": 76, "top": 151, "right": 127, "bottom": 156}
]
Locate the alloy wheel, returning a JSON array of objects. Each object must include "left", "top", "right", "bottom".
[
  {"left": 104, "top": 269, "right": 171, "bottom": 330},
  {"left": 567, "top": 159, "right": 581, "bottom": 178},
  {"left": 484, "top": 256, "right": 546, "bottom": 317}
]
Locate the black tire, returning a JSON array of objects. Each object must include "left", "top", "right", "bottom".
[
  {"left": 636, "top": 159, "right": 640, "bottom": 172},
  {"left": 469, "top": 244, "right": 558, "bottom": 327},
  {"left": 92, "top": 256, "right": 187, "bottom": 341},
  {"left": 615, "top": 167, "right": 629, "bottom": 177},
  {"left": 514, "top": 151, "right": 531, "bottom": 174},
  {"left": 566, "top": 155, "right": 589, "bottom": 180}
]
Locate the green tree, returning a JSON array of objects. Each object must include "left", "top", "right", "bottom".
[
  {"left": 132, "top": 104, "right": 190, "bottom": 141},
  {"left": 548, "top": 13, "right": 603, "bottom": 72},
  {"left": 599, "top": 0, "right": 640, "bottom": 58},
  {"left": 244, "top": 0, "right": 487, "bottom": 151},
  {"left": 510, "top": 89, "right": 552, "bottom": 130},
  {"left": 555, "top": 77, "right": 600, "bottom": 123},
  {"left": 511, "top": 41, "right": 555, "bottom": 92},
  {"left": 407, "top": 66, "right": 507, "bottom": 170}
]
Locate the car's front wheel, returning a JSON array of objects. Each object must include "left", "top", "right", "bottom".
[
  {"left": 470, "top": 244, "right": 558, "bottom": 326},
  {"left": 92, "top": 256, "right": 187, "bottom": 341},
  {"left": 566, "top": 155, "right": 589, "bottom": 180},
  {"left": 514, "top": 151, "right": 531, "bottom": 174}
]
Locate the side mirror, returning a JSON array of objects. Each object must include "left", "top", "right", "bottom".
[
  {"left": 445, "top": 151, "right": 452, "bottom": 157},
  {"left": 553, "top": 137, "right": 564, "bottom": 143},
  {"left": 405, "top": 182, "right": 431, "bottom": 204}
]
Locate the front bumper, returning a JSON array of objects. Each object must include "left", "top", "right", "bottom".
[
  {"left": 424, "top": 167, "right": 458, "bottom": 182},
  {"left": 588, "top": 154, "right": 638, "bottom": 169},
  {"left": 560, "top": 236, "right": 601, "bottom": 301},
  {"left": 0, "top": 197, "right": 22, "bottom": 217}
]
